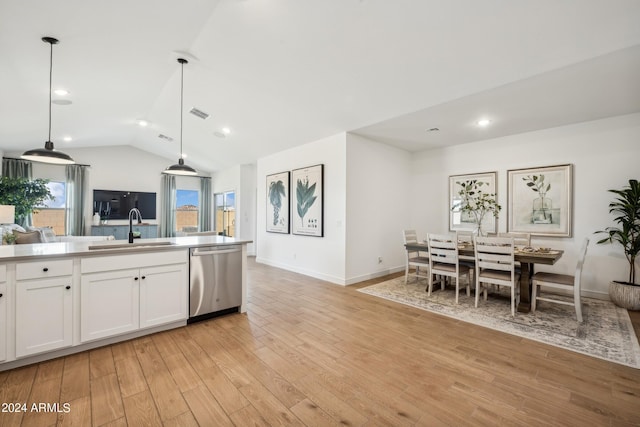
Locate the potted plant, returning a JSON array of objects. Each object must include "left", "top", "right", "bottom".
[
  {"left": 453, "top": 179, "right": 502, "bottom": 236},
  {"left": 596, "top": 179, "right": 640, "bottom": 310},
  {"left": 0, "top": 176, "right": 53, "bottom": 227}
]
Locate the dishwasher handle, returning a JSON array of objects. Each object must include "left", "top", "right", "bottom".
[{"left": 191, "top": 247, "right": 241, "bottom": 256}]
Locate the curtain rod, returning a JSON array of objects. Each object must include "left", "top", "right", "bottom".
[{"left": 2, "top": 156, "right": 91, "bottom": 167}]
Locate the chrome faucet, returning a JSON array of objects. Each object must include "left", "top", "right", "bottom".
[{"left": 128, "top": 208, "right": 142, "bottom": 243}]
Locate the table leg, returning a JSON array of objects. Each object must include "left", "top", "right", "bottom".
[{"left": 517, "top": 262, "right": 533, "bottom": 313}]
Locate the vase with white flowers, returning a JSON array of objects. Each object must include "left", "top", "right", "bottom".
[{"left": 453, "top": 179, "right": 502, "bottom": 237}]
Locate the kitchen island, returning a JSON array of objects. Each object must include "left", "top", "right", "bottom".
[{"left": 0, "top": 235, "right": 251, "bottom": 371}]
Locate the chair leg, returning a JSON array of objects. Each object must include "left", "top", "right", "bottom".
[
  {"left": 455, "top": 278, "right": 459, "bottom": 305},
  {"left": 405, "top": 264, "right": 409, "bottom": 285},
  {"left": 427, "top": 273, "right": 433, "bottom": 296},
  {"left": 575, "top": 288, "right": 583, "bottom": 323},
  {"left": 475, "top": 279, "right": 480, "bottom": 308},
  {"left": 531, "top": 282, "right": 538, "bottom": 312},
  {"left": 511, "top": 286, "right": 515, "bottom": 317}
]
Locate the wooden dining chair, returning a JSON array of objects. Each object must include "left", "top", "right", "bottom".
[
  {"left": 474, "top": 236, "right": 520, "bottom": 316},
  {"left": 428, "top": 233, "right": 471, "bottom": 304},
  {"left": 456, "top": 230, "right": 476, "bottom": 281},
  {"left": 531, "top": 238, "right": 589, "bottom": 322},
  {"left": 497, "top": 232, "right": 531, "bottom": 247},
  {"left": 402, "top": 229, "right": 430, "bottom": 285}
]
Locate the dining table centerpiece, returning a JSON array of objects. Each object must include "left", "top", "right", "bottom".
[
  {"left": 596, "top": 178, "right": 640, "bottom": 310},
  {"left": 453, "top": 179, "right": 502, "bottom": 237}
]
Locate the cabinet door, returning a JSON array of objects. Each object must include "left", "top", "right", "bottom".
[
  {"left": 81, "top": 269, "right": 140, "bottom": 342},
  {"left": 91, "top": 226, "right": 104, "bottom": 236},
  {"left": 139, "top": 263, "right": 188, "bottom": 328},
  {"left": 0, "top": 282, "right": 6, "bottom": 362},
  {"left": 15, "top": 277, "right": 73, "bottom": 358}
]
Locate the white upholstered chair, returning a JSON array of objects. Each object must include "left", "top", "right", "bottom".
[
  {"left": 402, "top": 230, "right": 430, "bottom": 285},
  {"left": 428, "top": 233, "right": 471, "bottom": 304},
  {"left": 531, "top": 238, "right": 589, "bottom": 322},
  {"left": 474, "top": 236, "right": 520, "bottom": 316}
]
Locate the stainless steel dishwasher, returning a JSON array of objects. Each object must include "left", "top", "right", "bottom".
[{"left": 189, "top": 245, "right": 242, "bottom": 323}]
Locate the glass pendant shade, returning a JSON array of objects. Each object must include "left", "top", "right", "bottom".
[
  {"left": 164, "top": 58, "right": 197, "bottom": 176},
  {"left": 22, "top": 37, "right": 75, "bottom": 165}
]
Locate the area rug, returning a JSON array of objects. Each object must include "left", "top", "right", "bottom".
[{"left": 358, "top": 277, "right": 640, "bottom": 369}]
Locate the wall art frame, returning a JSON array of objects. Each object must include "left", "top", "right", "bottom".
[
  {"left": 292, "top": 164, "right": 324, "bottom": 237},
  {"left": 507, "top": 164, "right": 573, "bottom": 237},
  {"left": 266, "top": 171, "right": 290, "bottom": 234},
  {"left": 449, "top": 171, "right": 498, "bottom": 234}
]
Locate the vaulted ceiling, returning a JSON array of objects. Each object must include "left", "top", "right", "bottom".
[{"left": 1, "top": 1, "right": 639, "bottom": 173}]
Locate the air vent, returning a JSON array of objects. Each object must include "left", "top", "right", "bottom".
[
  {"left": 158, "top": 134, "right": 174, "bottom": 142},
  {"left": 189, "top": 107, "right": 209, "bottom": 120}
]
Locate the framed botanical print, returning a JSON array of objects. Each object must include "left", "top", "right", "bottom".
[
  {"left": 266, "top": 171, "right": 290, "bottom": 234},
  {"left": 292, "top": 164, "right": 324, "bottom": 237},
  {"left": 449, "top": 171, "right": 498, "bottom": 234},
  {"left": 507, "top": 164, "right": 573, "bottom": 237}
]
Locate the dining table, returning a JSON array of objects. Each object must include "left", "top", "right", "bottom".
[{"left": 404, "top": 242, "right": 564, "bottom": 313}]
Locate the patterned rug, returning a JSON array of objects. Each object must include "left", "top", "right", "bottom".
[{"left": 358, "top": 277, "right": 640, "bottom": 369}]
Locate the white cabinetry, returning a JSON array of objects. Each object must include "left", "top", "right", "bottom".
[
  {"left": 80, "top": 250, "right": 188, "bottom": 343},
  {"left": 15, "top": 259, "right": 73, "bottom": 358},
  {"left": 0, "top": 265, "right": 6, "bottom": 362},
  {"left": 80, "top": 268, "right": 140, "bottom": 342}
]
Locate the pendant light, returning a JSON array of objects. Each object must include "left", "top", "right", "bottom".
[
  {"left": 22, "top": 37, "right": 75, "bottom": 165},
  {"left": 164, "top": 58, "right": 197, "bottom": 175}
]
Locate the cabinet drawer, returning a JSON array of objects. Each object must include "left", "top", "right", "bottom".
[
  {"left": 0, "top": 264, "right": 6, "bottom": 282},
  {"left": 16, "top": 259, "right": 73, "bottom": 280}
]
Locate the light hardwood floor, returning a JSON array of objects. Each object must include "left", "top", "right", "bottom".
[{"left": 1, "top": 258, "right": 639, "bottom": 426}]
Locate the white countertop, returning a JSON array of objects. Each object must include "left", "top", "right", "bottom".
[{"left": 0, "top": 236, "right": 252, "bottom": 261}]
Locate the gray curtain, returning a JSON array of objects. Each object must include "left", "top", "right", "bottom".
[
  {"left": 2, "top": 158, "right": 32, "bottom": 179},
  {"left": 65, "top": 164, "right": 87, "bottom": 235},
  {"left": 2, "top": 158, "right": 33, "bottom": 226},
  {"left": 199, "top": 177, "right": 212, "bottom": 231},
  {"left": 160, "top": 173, "right": 176, "bottom": 237}
]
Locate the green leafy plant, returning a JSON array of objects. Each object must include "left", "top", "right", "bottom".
[
  {"left": 596, "top": 179, "right": 640, "bottom": 285},
  {"left": 268, "top": 179, "right": 286, "bottom": 226},
  {"left": 452, "top": 179, "right": 501, "bottom": 234},
  {"left": 0, "top": 176, "right": 53, "bottom": 227},
  {"left": 523, "top": 174, "right": 551, "bottom": 221},
  {"left": 2, "top": 231, "right": 17, "bottom": 245},
  {"left": 296, "top": 176, "right": 317, "bottom": 226}
]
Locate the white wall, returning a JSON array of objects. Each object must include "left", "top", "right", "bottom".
[
  {"left": 257, "top": 133, "right": 347, "bottom": 284},
  {"left": 410, "top": 113, "right": 640, "bottom": 298},
  {"left": 345, "top": 133, "right": 412, "bottom": 283}
]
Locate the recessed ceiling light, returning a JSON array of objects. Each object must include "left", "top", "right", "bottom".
[
  {"left": 477, "top": 119, "right": 491, "bottom": 127},
  {"left": 426, "top": 127, "right": 439, "bottom": 132},
  {"left": 137, "top": 119, "right": 149, "bottom": 127},
  {"left": 54, "top": 89, "right": 69, "bottom": 96},
  {"left": 63, "top": 136, "right": 72, "bottom": 142},
  {"left": 222, "top": 127, "right": 231, "bottom": 135}
]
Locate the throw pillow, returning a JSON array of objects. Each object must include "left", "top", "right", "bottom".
[
  {"left": 27, "top": 226, "right": 57, "bottom": 243},
  {"left": 13, "top": 230, "right": 43, "bottom": 244}
]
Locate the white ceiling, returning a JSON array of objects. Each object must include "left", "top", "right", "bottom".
[{"left": 1, "top": 1, "right": 640, "bottom": 173}]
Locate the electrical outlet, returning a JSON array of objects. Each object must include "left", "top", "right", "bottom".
[{"left": 378, "top": 256, "right": 383, "bottom": 264}]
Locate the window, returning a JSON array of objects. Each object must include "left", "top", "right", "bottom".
[
  {"left": 33, "top": 181, "right": 66, "bottom": 235},
  {"left": 176, "top": 189, "right": 199, "bottom": 233},
  {"left": 214, "top": 191, "right": 235, "bottom": 237}
]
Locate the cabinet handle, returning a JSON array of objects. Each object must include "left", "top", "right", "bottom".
[
  {"left": 141, "top": 276, "right": 146, "bottom": 280},
  {"left": 43, "top": 267, "right": 49, "bottom": 272},
  {"left": 65, "top": 286, "right": 71, "bottom": 290},
  {"left": 134, "top": 277, "right": 139, "bottom": 281},
  {"left": 0, "top": 293, "right": 3, "bottom": 298}
]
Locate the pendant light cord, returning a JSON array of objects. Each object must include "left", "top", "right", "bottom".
[
  {"left": 179, "top": 60, "right": 184, "bottom": 158},
  {"left": 48, "top": 40, "right": 53, "bottom": 142}
]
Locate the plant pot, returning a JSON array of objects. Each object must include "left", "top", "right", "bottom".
[{"left": 609, "top": 281, "right": 640, "bottom": 310}]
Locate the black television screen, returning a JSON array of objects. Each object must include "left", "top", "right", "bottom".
[{"left": 93, "top": 190, "right": 157, "bottom": 220}]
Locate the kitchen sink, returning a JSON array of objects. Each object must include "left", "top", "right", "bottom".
[{"left": 88, "top": 241, "right": 175, "bottom": 250}]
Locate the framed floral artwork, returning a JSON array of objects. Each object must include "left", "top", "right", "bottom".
[
  {"left": 266, "top": 171, "right": 290, "bottom": 233},
  {"left": 507, "top": 164, "right": 573, "bottom": 237},
  {"left": 292, "top": 164, "right": 323, "bottom": 237},
  {"left": 449, "top": 171, "right": 498, "bottom": 234}
]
